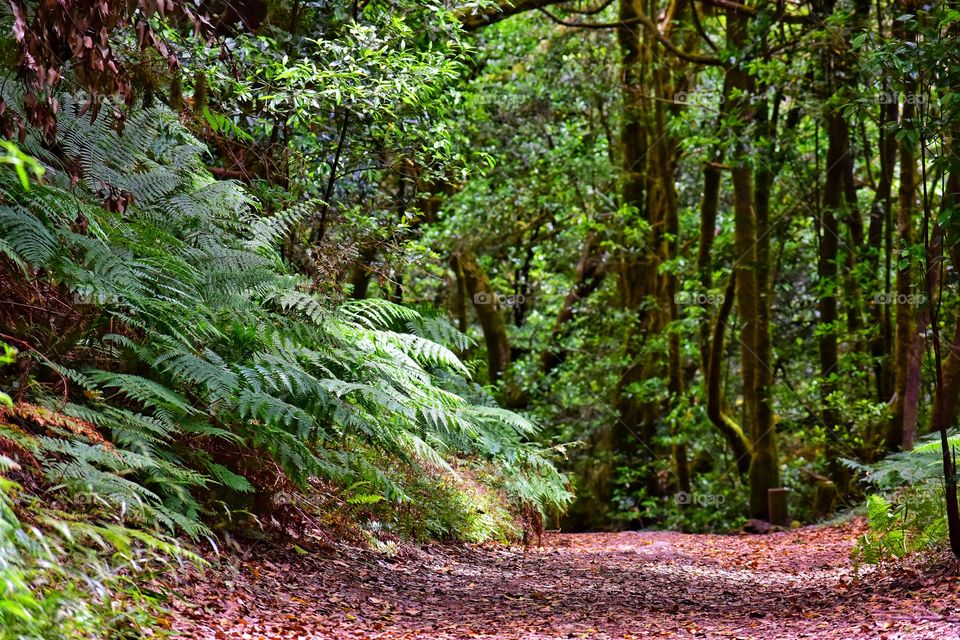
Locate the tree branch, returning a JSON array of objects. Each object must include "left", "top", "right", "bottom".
[
  {"left": 457, "top": 0, "right": 806, "bottom": 33},
  {"left": 538, "top": 8, "right": 723, "bottom": 66},
  {"left": 458, "top": 0, "right": 571, "bottom": 31},
  {"left": 698, "top": 0, "right": 755, "bottom": 15},
  {"left": 565, "top": 0, "right": 615, "bottom": 15}
]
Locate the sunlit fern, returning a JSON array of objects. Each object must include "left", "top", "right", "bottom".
[{"left": 0, "top": 95, "right": 571, "bottom": 540}]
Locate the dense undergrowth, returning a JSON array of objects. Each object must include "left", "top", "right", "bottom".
[
  {"left": 851, "top": 432, "right": 960, "bottom": 566},
  {"left": 0, "top": 95, "right": 570, "bottom": 637}
]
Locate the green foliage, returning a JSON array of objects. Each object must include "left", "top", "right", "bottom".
[
  {"left": 0, "top": 342, "right": 191, "bottom": 639},
  {"left": 182, "top": 2, "right": 470, "bottom": 197},
  {"left": 0, "top": 343, "right": 14, "bottom": 409},
  {"left": 850, "top": 432, "right": 958, "bottom": 566},
  {"left": 853, "top": 490, "right": 948, "bottom": 567},
  {"left": 0, "top": 92, "right": 570, "bottom": 547},
  {"left": 8, "top": 0, "right": 960, "bottom": 573},
  {"left": 846, "top": 432, "right": 960, "bottom": 491},
  {"left": 0, "top": 460, "right": 192, "bottom": 640},
  {"left": 0, "top": 141, "right": 44, "bottom": 189},
  {"left": 853, "top": 494, "right": 908, "bottom": 565},
  {"left": 0, "top": 81, "right": 572, "bottom": 632},
  {"left": 358, "top": 458, "right": 524, "bottom": 543}
]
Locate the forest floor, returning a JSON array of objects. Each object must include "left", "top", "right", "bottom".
[{"left": 170, "top": 519, "right": 960, "bottom": 639}]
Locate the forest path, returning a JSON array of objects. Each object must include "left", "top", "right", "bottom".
[{"left": 171, "top": 520, "right": 960, "bottom": 639}]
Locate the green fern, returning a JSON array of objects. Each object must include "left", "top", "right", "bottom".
[
  {"left": 851, "top": 431, "right": 959, "bottom": 565},
  {"left": 0, "top": 94, "right": 571, "bottom": 548}
]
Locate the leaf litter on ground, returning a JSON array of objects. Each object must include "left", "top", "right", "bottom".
[{"left": 170, "top": 519, "right": 960, "bottom": 639}]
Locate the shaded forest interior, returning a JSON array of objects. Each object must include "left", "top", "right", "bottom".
[{"left": 2, "top": 0, "right": 960, "bottom": 637}]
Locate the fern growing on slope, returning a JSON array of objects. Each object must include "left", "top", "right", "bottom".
[
  {"left": 0, "top": 453, "right": 196, "bottom": 640},
  {"left": 0, "top": 94, "right": 571, "bottom": 547}
]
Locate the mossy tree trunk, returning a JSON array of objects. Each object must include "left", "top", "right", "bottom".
[
  {"left": 890, "top": 88, "right": 919, "bottom": 452},
  {"left": 611, "top": 0, "right": 661, "bottom": 509},
  {"left": 728, "top": 6, "right": 779, "bottom": 520},
  {"left": 451, "top": 249, "right": 511, "bottom": 384}
]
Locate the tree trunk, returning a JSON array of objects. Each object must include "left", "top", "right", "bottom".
[
  {"left": 867, "top": 98, "right": 898, "bottom": 415},
  {"left": 819, "top": 109, "right": 854, "bottom": 483},
  {"left": 657, "top": 59, "right": 689, "bottom": 496},
  {"left": 695, "top": 72, "right": 752, "bottom": 473},
  {"left": 728, "top": 7, "right": 778, "bottom": 520},
  {"left": 705, "top": 274, "right": 752, "bottom": 473},
  {"left": 752, "top": 87, "right": 778, "bottom": 515},
  {"left": 609, "top": 0, "right": 662, "bottom": 507},
  {"left": 890, "top": 94, "right": 919, "bottom": 451},
  {"left": 349, "top": 245, "right": 377, "bottom": 299},
  {"left": 697, "top": 160, "right": 723, "bottom": 376},
  {"left": 451, "top": 250, "right": 511, "bottom": 383}
]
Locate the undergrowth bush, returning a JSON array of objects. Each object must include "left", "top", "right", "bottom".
[
  {"left": 0, "top": 340, "right": 193, "bottom": 640},
  {"left": 0, "top": 467, "right": 192, "bottom": 639},
  {"left": 848, "top": 432, "right": 959, "bottom": 566},
  {"left": 369, "top": 460, "right": 524, "bottom": 543}
]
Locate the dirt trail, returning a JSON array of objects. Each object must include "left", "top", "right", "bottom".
[{"left": 172, "top": 520, "right": 960, "bottom": 639}]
